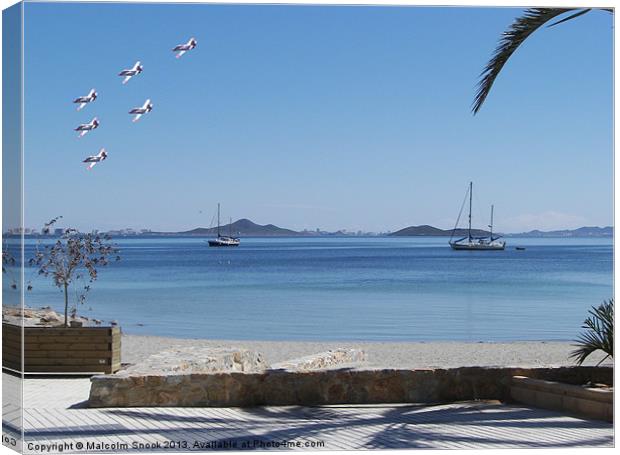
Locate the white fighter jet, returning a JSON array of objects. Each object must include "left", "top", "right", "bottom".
[
  {"left": 172, "top": 37, "right": 197, "bottom": 59},
  {"left": 73, "top": 89, "right": 97, "bottom": 111},
  {"left": 74, "top": 117, "right": 100, "bottom": 138},
  {"left": 118, "top": 61, "right": 143, "bottom": 84},
  {"left": 129, "top": 99, "right": 153, "bottom": 122},
  {"left": 83, "top": 148, "right": 107, "bottom": 170}
]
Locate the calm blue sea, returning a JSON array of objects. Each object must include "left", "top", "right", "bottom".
[{"left": 12, "top": 236, "right": 613, "bottom": 342}]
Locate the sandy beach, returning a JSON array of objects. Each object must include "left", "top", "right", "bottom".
[
  {"left": 7, "top": 307, "right": 611, "bottom": 370},
  {"left": 122, "top": 334, "right": 612, "bottom": 369}
]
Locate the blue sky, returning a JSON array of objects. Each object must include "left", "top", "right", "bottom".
[{"left": 20, "top": 2, "right": 613, "bottom": 233}]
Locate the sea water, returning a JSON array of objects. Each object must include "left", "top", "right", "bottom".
[{"left": 13, "top": 236, "right": 613, "bottom": 341}]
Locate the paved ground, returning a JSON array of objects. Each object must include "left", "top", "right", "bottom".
[{"left": 2, "top": 373, "right": 614, "bottom": 452}]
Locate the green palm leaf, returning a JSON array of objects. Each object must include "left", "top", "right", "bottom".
[
  {"left": 473, "top": 8, "right": 613, "bottom": 115},
  {"left": 570, "top": 299, "right": 614, "bottom": 366}
]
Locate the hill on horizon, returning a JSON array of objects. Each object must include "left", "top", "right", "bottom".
[
  {"left": 389, "top": 225, "right": 493, "bottom": 237},
  {"left": 178, "top": 218, "right": 302, "bottom": 237}
]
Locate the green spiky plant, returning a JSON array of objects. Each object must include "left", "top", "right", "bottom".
[
  {"left": 570, "top": 299, "right": 613, "bottom": 366},
  {"left": 473, "top": 7, "right": 614, "bottom": 115}
]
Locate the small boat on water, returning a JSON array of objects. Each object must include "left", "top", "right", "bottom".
[
  {"left": 516, "top": 247, "right": 526, "bottom": 251},
  {"left": 208, "top": 203, "right": 240, "bottom": 247},
  {"left": 449, "top": 182, "right": 506, "bottom": 251}
]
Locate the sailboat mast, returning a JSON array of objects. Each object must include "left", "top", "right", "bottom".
[
  {"left": 229, "top": 217, "right": 232, "bottom": 238},
  {"left": 490, "top": 205, "right": 494, "bottom": 239},
  {"left": 217, "top": 203, "right": 220, "bottom": 238},
  {"left": 468, "top": 181, "right": 472, "bottom": 240}
]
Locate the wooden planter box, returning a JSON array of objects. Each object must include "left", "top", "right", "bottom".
[{"left": 2, "top": 322, "right": 121, "bottom": 374}]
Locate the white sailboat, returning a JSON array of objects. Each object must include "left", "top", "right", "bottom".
[
  {"left": 449, "top": 182, "right": 506, "bottom": 251},
  {"left": 208, "top": 203, "right": 240, "bottom": 247}
]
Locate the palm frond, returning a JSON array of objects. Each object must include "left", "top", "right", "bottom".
[
  {"left": 570, "top": 299, "right": 614, "bottom": 365},
  {"left": 548, "top": 8, "right": 591, "bottom": 27},
  {"left": 473, "top": 7, "right": 593, "bottom": 115}
]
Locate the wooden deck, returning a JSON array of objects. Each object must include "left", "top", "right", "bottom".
[{"left": 2, "top": 373, "right": 614, "bottom": 452}]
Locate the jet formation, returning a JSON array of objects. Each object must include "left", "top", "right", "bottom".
[{"left": 71, "top": 37, "right": 196, "bottom": 170}]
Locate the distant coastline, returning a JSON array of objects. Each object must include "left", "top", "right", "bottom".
[
  {"left": 6, "top": 221, "right": 613, "bottom": 238},
  {"left": 504, "top": 226, "right": 613, "bottom": 238},
  {"left": 389, "top": 225, "right": 613, "bottom": 238}
]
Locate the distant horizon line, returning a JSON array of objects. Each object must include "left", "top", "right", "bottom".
[{"left": 4, "top": 220, "right": 614, "bottom": 237}]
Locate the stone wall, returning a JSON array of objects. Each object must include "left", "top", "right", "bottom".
[
  {"left": 271, "top": 349, "right": 366, "bottom": 371},
  {"left": 122, "top": 347, "right": 267, "bottom": 375},
  {"left": 88, "top": 365, "right": 612, "bottom": 408},
  {"left": 511, "top": 375, "right": 613, "bottom": 422}
]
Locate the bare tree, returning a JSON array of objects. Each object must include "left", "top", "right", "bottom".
[
  {"left": 30, "top": 218, "right": 120, "bottom": 326},
  {"left": 2, "top": 243, "right": 18, "bottom": 290}
]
